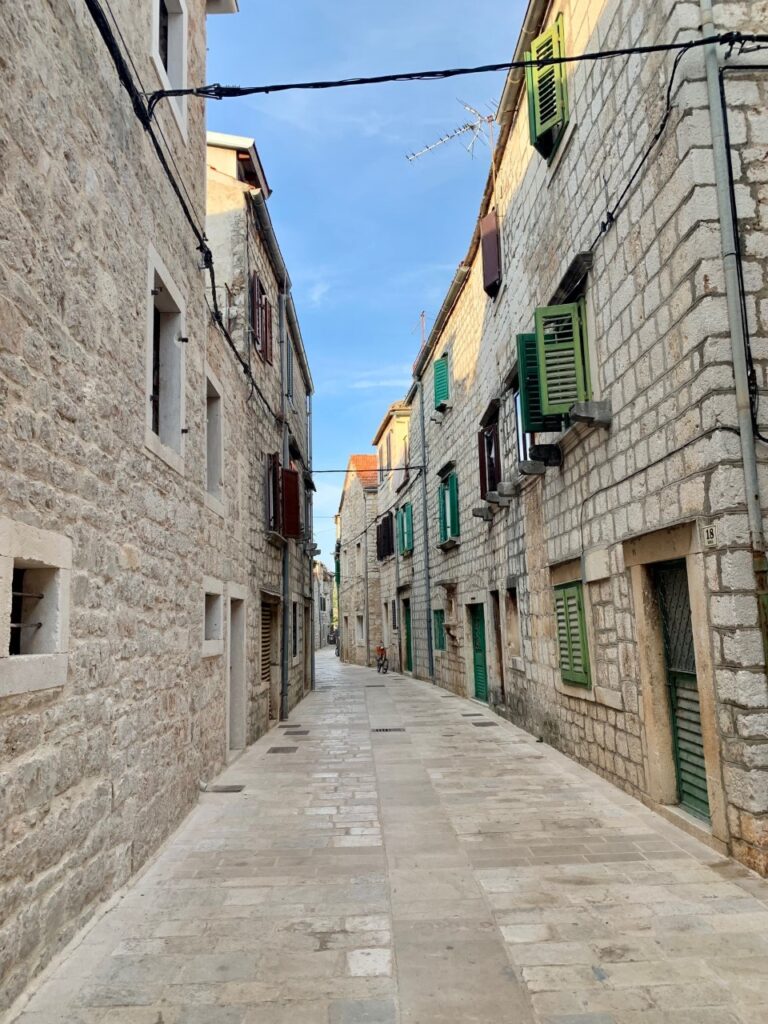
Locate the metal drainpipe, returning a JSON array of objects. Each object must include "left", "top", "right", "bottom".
[
  {"left": 699, "top": 1, "right": 765, "bottom": 554},
  {"left": 308, "top": 392, "right": 316, "bottom": 691},
  {"left": 279, "top": 289, "right": 291, "bottom": 721},
  {"left": 417, "top": 379, "right": 435, "bottom": 680},
  {"left": 363, "top": 490, "right": 371, "bottom": 667}
]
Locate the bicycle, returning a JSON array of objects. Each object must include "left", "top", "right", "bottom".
[{"left": 375, "top": 644, "right": 388, "bottom": 674}]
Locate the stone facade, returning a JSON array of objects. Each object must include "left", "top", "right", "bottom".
[
  {"left": 336, "top": 456, "right": 381, "bottom": 667},
  {"left": 0, "top": 3, "right": 314, "bottom": 1011},
  {"left": 313, "top": 561, "right": 334, "bottom": 649},
  {"left": 347, "top": 0, "right": 768, "bottom": 874}
]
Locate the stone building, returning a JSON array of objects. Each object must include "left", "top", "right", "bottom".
[
  {"left": 351, "top": 0, "right": 768, "bottom": 874},
  {"left": 0, "top": 2, "right": 315, "bottom": 1010},
  {"left": 336, "top": 456, "right": 381, "bottom": 666},
  {"left": 313, "top": 560, "right": 334, "bottom": 648}
]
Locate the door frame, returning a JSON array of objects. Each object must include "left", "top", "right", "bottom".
[
  {"left": 467, "top": 602, "right": 489, "bottom": 702},
  {"left": 226, "top": 583, "right": 247, "bottom": 759}
]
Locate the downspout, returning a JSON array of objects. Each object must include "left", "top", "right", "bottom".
[
  {"left": 308, "top": 392, "right": 316, "bottom": 691},
  {"left": 393, "top": 501, "right": 401, "bottom": 670},
  {"left": 363, "top": 490, "right": 371, "bottom": 667},
  {"left": 699, "top": 1, "right": 765, "bottom": 554},
  {"left": 417, "top": 379, "right": 435, "bottom": 680},
  {"left": 279, "top": 289, "right": 291, "bottom": 720}
]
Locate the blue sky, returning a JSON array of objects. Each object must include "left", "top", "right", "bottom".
[{"left": 207, "top": 0, "right": 526, "bottom": 565}]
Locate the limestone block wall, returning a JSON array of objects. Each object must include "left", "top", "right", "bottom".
[{"left": 338, "top": 475, "right": 380, "bottom": 668}]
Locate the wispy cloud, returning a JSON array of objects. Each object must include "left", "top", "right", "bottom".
[
  {"left": 351, "top": 378, "right": 411, "bottom": 390},
  {"left": 308, "top": 281, "right": 331, "bottom": 306}
]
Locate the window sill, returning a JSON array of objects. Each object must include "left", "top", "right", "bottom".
[
  {"left": 145, "top": 430, "right": 185, "bottom": 476},
  {"left": 437, "top": 538, "right": 460, "bottom": 552},
  {"left": 205, "top": 492, "right": 226, "bottom": 518},
  {"left": 0, "top": 653, "right": 68, "bottom": 698},
  {"left": 267, "top": 530, "right": 286, "bottom": 548},
  {"left": 203, "top": 639, "right": 224, "bottom": 659}
]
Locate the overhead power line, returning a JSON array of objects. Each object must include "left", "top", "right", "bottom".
[{"left": 146, "top": 31, "right": 768, "bottom": 117}]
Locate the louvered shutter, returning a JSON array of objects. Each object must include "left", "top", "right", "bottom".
[
  {"left": 554, "top": 582, "right": 590, "bottom": 686},
  {"left": 517, "top": 333, "right": 565, "bottom": 433},
  {"left": 282, "top": 468, "right": 301, "bottom": 537},
  {"left": 376, "top": 522, "right": 383, "bottom": 560},
  {"left": 448, "top": 473, "right": 460, "bottom": 537},
  {"left": 404, "top": 503, "right": 413, "bottom": 552},
  {"left": 438, "top": 484, "right": 447, "bottom": 542},
  {"left": 480, "top": 210, "right": 502, "bottom": 298},
  {"left": 434, "top": 355, "right": 450, "bottom": 409},
  {"left": 478, "top": 431, "right": 488, "bottom": 499},
  {"left": 530, "top": 16, "right": 568, "bottom": 138},
  {"left": 535, "top": 302, "right": 589, "bottom": 416}
]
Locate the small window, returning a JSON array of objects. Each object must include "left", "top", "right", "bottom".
[
  {"left": 292, "top": 601, "right": 298, "bottom": 659},
  {"left": 250, "top": 273, "right": 264, "bottom": 353},
  {"left": 9, "top": 564, "right": 61, "bottom": 657},
  {"left": 356, "top": 543, "right": 362, "bottom": 574},
  {"left": 480, "top": 210, "right": 502, "bottom": 298},
  {"left": 266, "top": 453, "right": 281, "bottom": 532},
  {"left": 286, "top": 343, "right": 295, "bottom": 400},
  {"left": 525, "top": 13, "right": 569, "bottom": 161},
  {"left": 356, "top": 614, "right": 365, "bottom": 645},
  {"left": 376, "top": 514, "right": 395, "bottom": 561},
  {"left": 391, "top": 599, "right": 397, "bottom": 631},
  {"left": 148, "top": 261, "right": 184, "bottom": 458},
  {"left": 438, "top": 473, "right": 460, "bottom": 544},
  {"left": 153, "top": 0, "right": 187, "bottom": 125},
  {"left": 513, "top": 387, "right": 531, "bottom": 463},
  {"left": 506, "top": 586, "right": 521, "bottom": 659},
  {"left": 554, "top": 581, "right": 590, "bottom": 687},
  {"left": 433, "top": 609, "right": 446, "bottom": 652},
  {"left": 434, "top": 354, "right": 450, "bottom": 410},
  {"left": 206, "top": 377, "right": 223, "bottom": 501},
  {"left": 203, "top": 584, "right": 224, "bottom": 658},
  {"left": 478, "top": 420, "right": 501, "bottom": 499}
]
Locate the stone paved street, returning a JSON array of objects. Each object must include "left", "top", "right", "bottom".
[{"left": 10, "top": 650, "right": 768, "bottom": 1024}]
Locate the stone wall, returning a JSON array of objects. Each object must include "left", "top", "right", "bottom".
[{"left": 338, "top": 469, "right": 380, "bottom": 668}]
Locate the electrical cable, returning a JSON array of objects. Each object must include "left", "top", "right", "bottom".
[
  {"left": 83, "top": 0, "right": 281, "bottom": 424},
  {"left": 145, "top": 31, "right": 768, "bottom": 117}
]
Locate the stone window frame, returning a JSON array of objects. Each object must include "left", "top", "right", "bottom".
[
  {"left": 144, "top": 246, "right": 187, "bottom": 476},
  {"left": 204, "top": 364, "right": 225, "bottom": 517},
  {"left": 203, "top": 576, "right": 224, "bottom": 658},
  {"left": 150, "top": 0, "right": 189, "bottom": 142},
  {"left": 355, "top": 613, "right": 365, "bottom": 646},
  {"left": 0, "top": 518, "right": 72, "bottom": 698}
]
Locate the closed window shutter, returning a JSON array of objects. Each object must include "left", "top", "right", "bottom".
[
  {"left": 535, "top": 302, "right": 590, "bottom": 416},
  {"left": 478, "top": 430, "right": 488, "bottom": 499},
  {"left": 438, "top": 483, "right": 447, "bottom": 542},
  {"left": 434, "top": 355, "right": 450, "bottom": 408},
  {"left": 264, "top": 296, "right": 273, "bottom": 363},
  {"left": 448, "top": 473, "right": 460, "bottom": 537},
  {"left": 480, "top": 210, "right": 502, "bottom": 298},
  {"left": 526, "top": 15, "right": 568, "bottom": 157},
  {"left": 405, "top": 503, "right": 413, "bottom": 551},
  {"left": 433, "top": 610, "right": 446, "bottom": 651},
  {"left": 282, "top": 468, "right": 301, "bottom": 537},
  {"left": 376, "top": 522, "right": 383, "bottom": 560},
  {"left": 554, "top": 582, "right": 590, "bottom": 686}
]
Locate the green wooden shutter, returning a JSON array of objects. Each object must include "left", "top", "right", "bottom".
[
  {"left": 396, "top": 508, "right": 403, "bottom": 554},
  {"left": 531, "top": 17, "right": 567, "bottom": 136},
  {"left": 433, "top": 609, "right": 446, "bottom": 651},
  {"left": 404, "top": 503, "right": 414, "bottom": 552},
  {"left": 438, "top": 483, "right": 447, "bottom": 542},
  {"left": 535, "top": 302, "right": 590, "bottom": 416},
  {"left": 517, "top": 333, "right": 565, "bottom": 433},
  {"left": 554, "top": 582, "right": 590, "bottom": 687},
  {"left": 448, "top": 473, "right": 460, "bottom": 537},
  {"left": 434, "top": 355, "right": 450, "bottom": 408}
]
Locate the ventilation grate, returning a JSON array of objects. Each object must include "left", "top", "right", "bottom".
[
  {"left": 207, "top": 784, "right": 245, "bottom": 793},
  {"left": 471, "top": 721, "right": 499, "bottom": 727},
  {"left": 268, "top": 746, "right": 298, "bottom": 753},
  {"left": 371, "top": 728, "right": 405, "bottom": 733},
  {"left": 286, "top": 730, "right": 309, "bottom": 736},
  {"left": 462, "top": 713, "right": 483, "bottom": 717},
  {"left": 366, "top": 685, "right": 386, "bottom": 688},
  {"left": 279, "top": 724, "right": 301, "bottom": 729}
]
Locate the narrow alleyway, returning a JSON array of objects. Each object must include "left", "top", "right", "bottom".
[{"left": 12, "top": 651, "right": 768, "bottom": 1024}]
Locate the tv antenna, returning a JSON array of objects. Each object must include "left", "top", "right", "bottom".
[{"left": 406, "top": 101, "right": 497, "bottom": 163}]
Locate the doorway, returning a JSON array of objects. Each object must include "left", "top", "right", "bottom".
[
  {"left": 261, "top": 601, "right": 279, "bottom": 724},
  {"left": 304, "top": 603, "right": 312, "bottom": 692},
  {"left": 490, "top": 590, "right": 505, "bottom": 701},
  {"left": 469, "top": 603, "right": 488, "bottom": 701},
  {"left": 651, "top": 560, "right": 711, "bottom": 821},
  {"left": 403, "top": 598, "right": 413, "bottom": 673},
  {"left": 228, "top": 597, "right": 246, "bottom": 756}
]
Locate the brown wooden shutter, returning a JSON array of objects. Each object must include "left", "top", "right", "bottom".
[
  {"left": 480, "top": 210, "right": 502, "bottom": 298},
  {"left": 282, "top": 468, "right": 301, "bottom": 538},
  {"left": 478, "top": 430, "right": 488, "bottom": 499}
]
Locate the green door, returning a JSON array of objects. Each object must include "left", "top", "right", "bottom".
[
  {"left": 469, "top": 604, "right": 488, "bottom": 701},
  {"left": 653, "top": 560, "right": 711, "bottom": 821},
  {"left": 403, "top": 599, "right": 413, "bottom": 673}
]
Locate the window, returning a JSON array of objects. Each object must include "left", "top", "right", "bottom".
[
  {"left": 203, "top": 580, "right": 223, "bottom": 658},
  {"left": 292, "top": 601, "right": 298, "bottom": 659},
  {"left": 438, "top": 473, "right": 460, "bottom": 544},
  {"left": 356, "top": 614, "right": 365, "bottom": 645},
  {"left": 266, "top": 453, "right": 281, "bottom": 532},
  {"left": 356, "top": 543, "right": 362, "bottom": 574},
  {"left": 386, "top": 433, "right": 392, "bottom": 472},
  {"left": 525, "top": 13, "right": 569, "bottom": 160},
  {"left": 513, "top": 387, "right": 531, "bottom": 462},
  {"left": 286, "top": 342, "right": 295, "bottom": 401},
  {"left": 152, "top": 0, "right": 187, "bottom": 132},
  {"left": 397, "top": 504, "right": 414, "bottom": 555},
  {"left": 9, "top": 565, "right": 60, "bottom": 657},
  {"left": 480, "top": 210, "right": 502, "bottom": 298},
  {"left": 250, "top": 273, "right": 264, "bottom": 353},
  {"left": 434, "top": 354, "right": 450, "bottom": 410},
  {"left": 263, "top": 295, "right": 273, "bottom": 364},
  {"left": 146, "top": 254, "right": 185, "bottom": 467},
  {"left": 506, "top": 586, "right": 521, "bottom": 659},
  {"left": 516, "top": 300, "right": 590, "bottom": 432},
  {"left": 433, "top": 609, "right": 446, "bottom": 652},
  {"left": 376, "top": 514, "right": 395, "bottom": 561},
  {"left": 206, "top": 376, "right": 223, "bottom": 502},
  {"left": 478, "top": 420, "right": 501, "bottom": 499},
  {"left": 391, "top": 600, "right": 397, "bottom": 631},
  {"left": 282, "top": 467, "right": 302, "bottom": 539},
  {"left": 554, "top": 581, "right": 590, "bottom": 687}
]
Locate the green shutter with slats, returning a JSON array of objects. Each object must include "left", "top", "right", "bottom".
[
  {"left": 434, "top": 355, "right": 450, "bottom": 409},
  {"left": 517, "top": 332, "right": 566, "bottom": 434},
  {"left": 535, "top": 301, "right": 590, "bottom": 416},
  {"left": 396, "top": 508, "right": 404, "bottom": 554},
  {"left": 438, "top": 483, "right": 447, "bottom": 542},
  {"left": 448, "top": 473, "right": 460, "bottom": 537},
  {"left": 525, "top": 15, "right": 569, "bottom": 158},
  {"left": 433, "top": 609, "right": 446, "bottom": 651},
  {"left": 554, "top": 582, "right": 590, "bottom": 687},
  {"left": 404, "top": 503, "right": 414, "bottom": 552}
]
